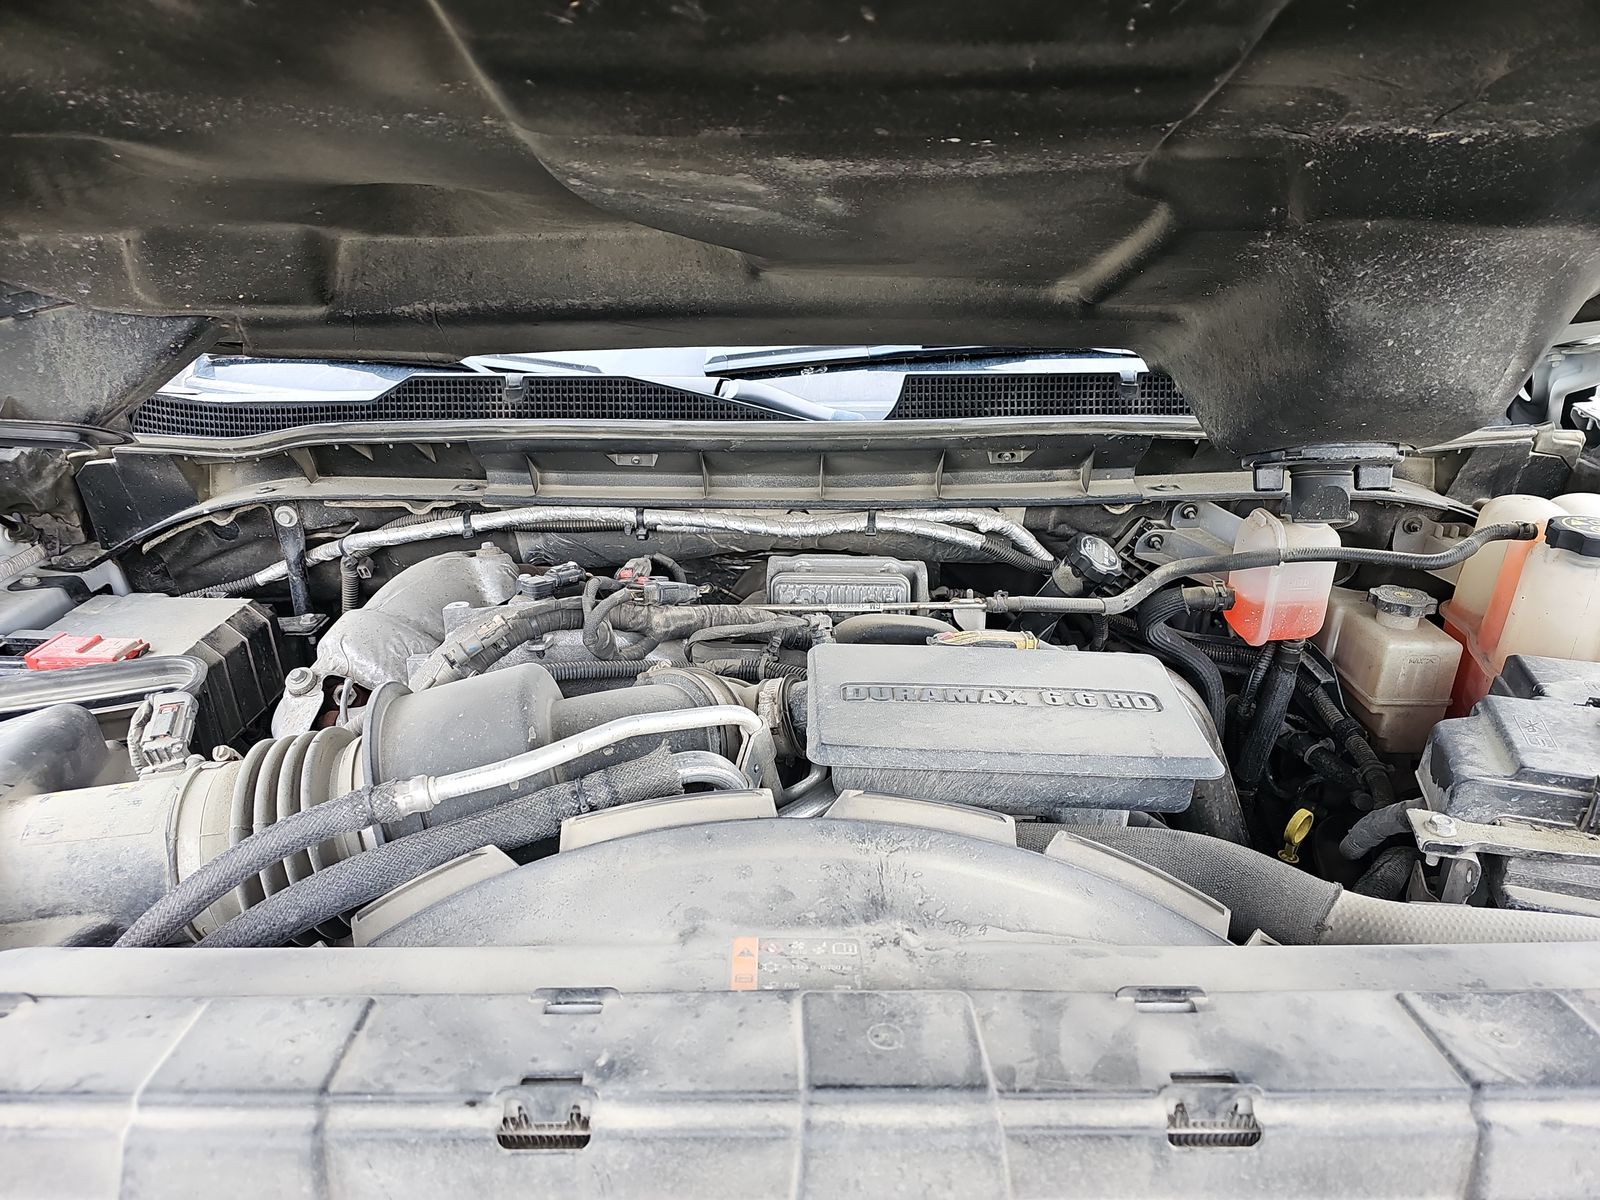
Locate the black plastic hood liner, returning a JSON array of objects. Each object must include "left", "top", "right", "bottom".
[{"left": 1, "top": 0, "right": 1599, "bottom": 455}]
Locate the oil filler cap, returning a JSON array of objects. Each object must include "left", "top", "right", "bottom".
[
  {"left": 1063, "top": 533, "right": 1123, "bottom": 586},
  {"left": 1546, "top": 515, "right": 1600, "bottom": 558}
]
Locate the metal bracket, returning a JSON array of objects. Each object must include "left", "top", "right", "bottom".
[
  {"left": 1408, "top": 809, "right": 1600, "bottom": 865},
  {"left": 1130, "top": 501, "right": 1242, "bottom": 582}
]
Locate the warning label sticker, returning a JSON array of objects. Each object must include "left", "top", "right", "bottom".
[{"left": 728, "top": 935, "right": 864, "bottom": 990}]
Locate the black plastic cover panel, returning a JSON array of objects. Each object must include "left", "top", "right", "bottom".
[{"left": 2, "top": 1, "right": 1600, "bottom": 451}]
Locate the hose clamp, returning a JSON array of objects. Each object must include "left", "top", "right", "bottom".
[{"left": 755, "top": 677, "right": 799, "bottom": 760}]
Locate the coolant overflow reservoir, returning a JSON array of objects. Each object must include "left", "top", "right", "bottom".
[
  {"left": 1491, "top": 515, "right": 1600, "bottom": 667},
  {"left": 1224, "top": 509, "right": 1340, "bottom": 647}
]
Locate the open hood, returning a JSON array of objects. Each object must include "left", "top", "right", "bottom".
[{"left": 2, "top": 0, "right": 1599, "bottom": 455}]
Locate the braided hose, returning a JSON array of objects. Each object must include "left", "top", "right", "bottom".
[{"left": 0, "top": 542, "right": 48, "bottom": 583}]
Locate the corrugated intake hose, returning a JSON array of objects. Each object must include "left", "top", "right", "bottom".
[
  {"left": 115, "top": 778, "right": 421, "bottom": 948},
  {"left": 1137, "top": 586, "right": 1230, "bottom": 733},
  {"left": 199, "top": 747, "right": 683, "bottom": 948},
  {"left": 1015, "top": 824, "right": 1600, "bottom": 944}
]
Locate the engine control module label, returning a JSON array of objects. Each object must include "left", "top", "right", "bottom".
[{"left": 840, "top": 683, "right": 1162, "bottom": 710}]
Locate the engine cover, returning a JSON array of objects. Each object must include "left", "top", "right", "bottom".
[{"left": 805, "top": 643, "right": 1223, "bottom": 815}]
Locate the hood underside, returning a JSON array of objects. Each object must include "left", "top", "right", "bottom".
[{"left": 1, "top": 0, "right": 1599, "bottom": 454}]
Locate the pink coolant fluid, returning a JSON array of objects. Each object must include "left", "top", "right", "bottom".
[{"left": 1223, "top": 509, "right": 1340, "bottom": 647}]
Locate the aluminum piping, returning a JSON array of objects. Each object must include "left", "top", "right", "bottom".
[
  {"left": 670, "top": 750, "right": 755, "bottom": 791},
  {"left": 391, "top": 704, "right": 766, "bottom": 816}
]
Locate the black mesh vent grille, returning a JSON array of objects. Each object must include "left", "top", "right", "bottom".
[
  {"left": 886, "top": 372, "right": 1191, "bottom": 419},
  {"left": 132, "top": 374, "right": 797, "bottom": 437}
]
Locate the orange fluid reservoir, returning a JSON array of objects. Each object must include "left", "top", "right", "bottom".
[
  {"left": 1224, "top": 509, "right": 1340, "bottom": 646},
  {"left": 1443, "top": 494, "right": 1592, "bottom": 715}
]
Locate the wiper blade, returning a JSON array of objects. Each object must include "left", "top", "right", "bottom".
[{"left": 705, "top": 345, "right": 1142, "bottom": 377}]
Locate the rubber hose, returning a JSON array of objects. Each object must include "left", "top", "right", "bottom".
[
  {"left": 115, "top": 779, "right": 417, "bottom": 947},
  {"left": 1231, "top": 643, "right": 1277, "bottom": 750},
  {"left": 1298, "top": 681, "right": 1395, "bottom": 808},
  {"left": 199, "top": 748, "right": 683, "bottom": 949},
  {"left": 1021, "top": 825, "right": 1600, "bottom": 944},
  {"left": 1351, "top": 846, "right": 1416, "bottom": 899},
  {"left": 980, "top": 535, "right": 1054, "bottom": 574},
  {"left": 1235, "top": 638, "right": 1306, "bottom": 798},
  {"left": 1016, "top": 823, "right": 1341, "bottom": 943},
  {"left": 1339, "top": 799, "right": 1426, "bottom": 860},
  {"left": 1323, "top": 891, "right": 1600, "bottom": 944},
  {"left": 606, "top": 602, "right": 801, "bottom": 646},
  {"left": 685, "top": 619, "right": 810, "bottom": 656},
  {"left": 648, "top": 553, "right": 688, "bottom": 582},
  {"left": 1195, "top": 639, "right": 1396, "bottom": 808},
  {"left": 833, "top": 614, "right": 959, "bottom": 644},
  {"left": 995, "top": 522, "right": 1536, "bottom": 616},
  {"left": 1137, "top": 587, "right": 1229, "bottom": 733}
]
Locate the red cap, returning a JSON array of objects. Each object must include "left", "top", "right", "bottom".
[{"left": 24, "top": 632, "right": 150, "bottom": 671}]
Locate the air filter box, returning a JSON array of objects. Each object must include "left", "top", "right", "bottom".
[{"left": 805, "top": 643, "right": 1223, "bottom": 815}]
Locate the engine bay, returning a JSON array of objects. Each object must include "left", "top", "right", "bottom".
[{"left": 8, "top": 446, "right": 1600, "bottom": 959}]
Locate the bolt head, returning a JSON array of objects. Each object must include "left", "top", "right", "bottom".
[
  {"left": 273, "top": 506, "right": 299, "bottom": 528},
  {"left": 1425, "top": 813, "right": 1457, "bottom": 837}
]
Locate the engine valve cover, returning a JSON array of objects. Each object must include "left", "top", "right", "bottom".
[{"left": 805, "top": 643, "right": 1223, "bottom": 815}]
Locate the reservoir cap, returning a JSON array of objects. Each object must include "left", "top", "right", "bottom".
[
  {"left": 1546, "top": 515, "right": 1600, "bottom": 558},
  {"left": 1367, "top": 584, "right": 1436, "bottom": 619}
]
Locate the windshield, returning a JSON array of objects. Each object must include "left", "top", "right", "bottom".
[{"left": 152, "top": 346, "right": 1188, "bottom": 426}]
